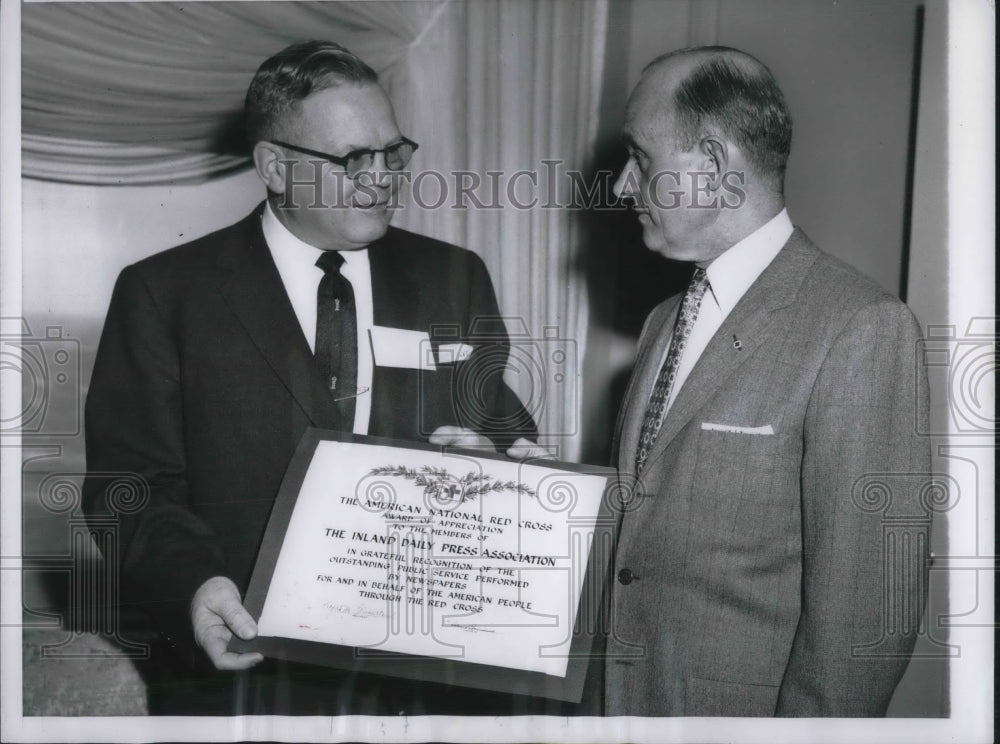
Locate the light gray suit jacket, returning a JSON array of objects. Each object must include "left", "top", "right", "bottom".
[{"left": 605, "top": 229, "right": 931, "bottom": 716}]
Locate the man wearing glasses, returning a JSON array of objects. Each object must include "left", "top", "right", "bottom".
[{"left": 83, "top": 41, "right": 541, "bottom": 715}]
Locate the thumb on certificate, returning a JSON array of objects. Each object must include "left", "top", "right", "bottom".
[
  {"left": 428, "top": 425, "right": 494, "bottom": 450},
  {"left": 506, "top": 438, "right": 556, "bottom": 461}
]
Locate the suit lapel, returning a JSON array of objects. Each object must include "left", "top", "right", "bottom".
[
  {"left": 217, "top": 208, "right": 341, "bottom": 430},
  {"left": 614, "top": 297, "right": 681, "bottom": 471},
  {"left": 637, "top": 231, "right": 820, "bottom": 472},
  {"left": 367, "top": 229, "right": 422, "bottom": 328}
]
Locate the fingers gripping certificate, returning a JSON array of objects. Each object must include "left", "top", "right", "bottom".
[{"left": 233, "top": 430, "right": 615, "bottom": 701}]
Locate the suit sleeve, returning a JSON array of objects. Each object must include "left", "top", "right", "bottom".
[
  {"left": 775, "top": 299, "right": 931, "bottom": 715},
  {"left": 82, "top": 266, "right": 226, "bottom": 662},
  {"left": 457, "top": 253, "right": 539, "bottom": 447}
]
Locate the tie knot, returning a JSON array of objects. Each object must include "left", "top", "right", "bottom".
[
  {"left": 679, "top": 266, "right": 710, "bottom": 319},
  {"left": 316, "top": 250, "right": 346, "bottom": 274},
  {"left": 686, "top": 267, "right": 710, "bottom": 302}
]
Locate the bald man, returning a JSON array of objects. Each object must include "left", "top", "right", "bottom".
[{"left": 603, "top": 47, "right": 930, "bottom": 716}]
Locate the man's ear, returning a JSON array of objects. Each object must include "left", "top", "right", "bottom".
[
  {"left": 253, "top": 141, "right": 287, "bottom": 194},
  {"left": 699, "top": 135, "right": 729, "bottom": 191}
]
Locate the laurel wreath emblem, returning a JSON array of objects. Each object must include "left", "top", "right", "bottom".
[{"left": 368, "top": 465, "right": 535, "bottom": 504}]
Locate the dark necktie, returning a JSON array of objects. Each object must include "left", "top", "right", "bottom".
[
  {"left": 315, "top": 250, "right": 358, "bottom": 428},
  {"left": 635, "top": 267, "right": 710, "bottom": 473}
]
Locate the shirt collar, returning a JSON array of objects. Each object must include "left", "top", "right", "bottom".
[
  {"left": 704, "top": 208, "right": 793, "bottom": 315},
  {"left": 261, "top": 201, "right": 367, "bottom": 270}
]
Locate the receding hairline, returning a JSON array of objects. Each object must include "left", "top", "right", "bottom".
[
  {"left": 642, "top": 46, "right": 771, "bottom": 81},
  {"left": 623, "top": 60, "right": 691, "bottom": 144},
  {"left": 630, "top": 46, "right": 775, "bottom": 119}
]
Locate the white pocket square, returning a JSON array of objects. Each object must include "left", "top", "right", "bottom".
[{"left": 701, "top": 422, "right": 775, "bottom": 435}]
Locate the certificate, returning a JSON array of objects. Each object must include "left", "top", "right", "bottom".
[{"left": 232, "top": 429, "right": 616, "bottom": 702}]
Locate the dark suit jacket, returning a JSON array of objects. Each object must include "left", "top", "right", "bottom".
[
  {"left": 606, "top": 230, "right": 931, "bottom": 716},
  {"left": 82, "top": 205, "right": 544, "bottom": 715}
]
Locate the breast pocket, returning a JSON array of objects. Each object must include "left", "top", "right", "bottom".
[
  {"left": 690, "top": 427, "right": 800, "bottom": 555},
  {"left": 693, "top": 424, "right": 800, "bottom": 495}
]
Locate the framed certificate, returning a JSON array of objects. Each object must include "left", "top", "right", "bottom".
[{"left": 231, "top": 429, "right": 617, "bottom": 703}]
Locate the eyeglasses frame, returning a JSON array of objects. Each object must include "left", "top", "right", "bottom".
[{"left": 270, "top": 137, "right": 419, "bottom": 178}]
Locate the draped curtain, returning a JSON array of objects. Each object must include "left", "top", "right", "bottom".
[
  {"left": 21, "top": 0, "right": 608, "bottom": 460},
  {"left": 403, "top": 1, "right": 608, "bottom": 458},
  {"left": 22, "top": 1, "right": 447, "bottom": 183}
]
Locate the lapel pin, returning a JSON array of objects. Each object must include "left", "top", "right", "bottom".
[{"left": 732, "top": 334, "right": 742, "bottom": 351}]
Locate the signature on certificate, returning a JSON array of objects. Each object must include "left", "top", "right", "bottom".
[
  {"left": 447, "top": 623, "right": 496, "bottom": 634},
  {"left": 325, "top": 602, "right": 387, "bottom": 620}
]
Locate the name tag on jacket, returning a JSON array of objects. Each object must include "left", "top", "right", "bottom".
[
  {"left": 369, "top": 326, "right": 436, "bottom": 370},
  {"left": 369, "top": 326, "right": 475, "bottom": 370}
]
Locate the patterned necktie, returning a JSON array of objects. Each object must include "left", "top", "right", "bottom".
[
  {"left": 634, "top": 267, "right": 710, "bottom": 473},
  {"left": 315, "top": 250, "right": 358, "bottom": 428}
]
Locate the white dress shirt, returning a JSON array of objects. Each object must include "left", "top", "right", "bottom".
[
  {"left": 262, "top": 202, "right": 375, "bottom": 434},
  {"left": 663, "top": 208, "right": 794, "bottom": 412}
]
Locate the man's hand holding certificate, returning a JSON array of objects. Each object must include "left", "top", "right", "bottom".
[{"left": 231, "top": 430, "right": 613, "bottom": 702}]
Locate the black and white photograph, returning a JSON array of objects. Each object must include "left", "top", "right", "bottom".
[{"left": 1, "top": 1, "right": 993, "bottom": 742}]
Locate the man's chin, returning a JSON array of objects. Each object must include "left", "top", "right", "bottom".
[
  {"left": 345, "top": 214, "right": 392, "bottom": 245},
  {"left": 644, "top": 238, "right": 691, "bottom": 263},
  {"left": 639, "top": 228, "right": 669, "bottom": 256}
]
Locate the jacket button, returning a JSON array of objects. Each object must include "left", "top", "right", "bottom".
[{"left": 617, "top": 568, "right": 634, "bottom": 585}]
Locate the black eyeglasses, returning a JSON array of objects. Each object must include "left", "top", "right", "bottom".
[{"left": 271, "top": 137, "right": 419, "bottom": 179}]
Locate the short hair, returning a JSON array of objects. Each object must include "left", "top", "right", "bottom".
[
  {"left": 244, "top": 41, "right": 379, "bottom": 145},
  {"left": 646, "top": 47, "right": 792, "bottom": 187}
]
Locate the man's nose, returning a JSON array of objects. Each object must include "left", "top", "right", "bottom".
[
  {"left": 366, "top": 152, "right": 393, "bottom": 188},
  {"left": 352, "top": 157, "right": 394, "bottom": 201},
  {"left": 613, "top": 158, "right": 636, "bottom": 200}
]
